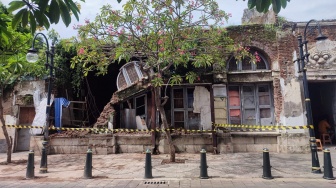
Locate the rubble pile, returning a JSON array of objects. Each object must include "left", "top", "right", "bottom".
[{"left": 49, "top": 130, "right": 90, "bottom": 138}]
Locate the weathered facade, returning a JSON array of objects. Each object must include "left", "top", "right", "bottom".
[
  {"left": 0, "top": 80, "right": 46, "bottom": 153},
  {"left": 92, "top": 19, "right": 336, "bottom": 154}
]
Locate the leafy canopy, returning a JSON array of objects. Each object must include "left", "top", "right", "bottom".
[
  {"left": 71, "top": 0, "right": 254, "bottom": 86},
  {"left": 8, "top": 0, "right": 85, "bottom": 34},
  {"left": 0, "top": 24, "right": 46, "bottom": 91},
  {"left": 0, "top": 3, "right": 47, "bottom": 91},
  {"left": 0, "top": 0, "right": 85, "bottom": 44},
  {"left": 246, "top": 0, "right": 290, "bottom": 13}
]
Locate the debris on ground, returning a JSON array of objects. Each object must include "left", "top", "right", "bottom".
[
  {"left": 49, "top": 130, "right": 90, "bottom": 138},
  {"left": 161, "top": 159, "right": 185, "bottom": 165},
  {"left": 0, "top": 159, "right": 27, "bottom": 165}
]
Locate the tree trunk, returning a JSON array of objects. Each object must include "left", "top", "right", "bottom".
[
  {"left": 0, "top": 91, "right": 12, "bottom": 163},
  {"left": 151, "top": 88, "right": 157, "bottom": 154},
  {"left": 154, "top": 87, "right": 175, "bottom": 162}
]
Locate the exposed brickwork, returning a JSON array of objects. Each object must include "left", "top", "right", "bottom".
[
  {"left": 94, "top": 94, "right": 117, "bottom": 128},
  {"left": 227, "top": 25, "right": 278, "bottom": 65},
  {"left": 273, "top": 78, "right": 283, "bottom": 123},
  {"left": 276, "top": 31, "right": 296, "bottom": 80},
  {"left": 227, "top": 25, "right": 283, "bottom": 123},
  {"left": 96, "top": 21, "right": 336, "bottom": 127},
  {"left": 274, "top": 30, "right": 297, "bottom": 123},
  {"left": 295, "top": 22, "right": 336, "bottom": 44}
]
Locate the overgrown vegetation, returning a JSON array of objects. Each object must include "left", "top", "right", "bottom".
[
  {"left": 70, "top": 0, "right": 257, "bottom": 162},
  {"left": 0, "top": 3, "right": 46, "bottom": 163}
]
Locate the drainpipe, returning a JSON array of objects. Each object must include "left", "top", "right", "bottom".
[{"left": 210, "top": 86, "right": 217, "bottom": 154}]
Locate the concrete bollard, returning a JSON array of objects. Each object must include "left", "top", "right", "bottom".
[
  {"left": 262, "top": 148, "right": 273, "bottom": 179},
  {"left": 26, "top": 150, "right": 35, "bottom": 179},
  {"left": 323, "top": 148, "right": 335, "bottom": 180},
  {"left": 83, "top": 148, "right": 93, "bottom": 179},
  {"left": 200, "top": 149, "right": 209, "bottom": 179},
  {"left": 144, "top": 149, "right": 153, "bottom": 179},
  {"left": 40, "top": 141, "right": 48, "bottom": 173},
  {"left": 310, "top": 137, "right": 322, "bottom": 173}
]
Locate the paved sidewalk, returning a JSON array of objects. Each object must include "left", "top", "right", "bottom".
[
  {"left": 1, "top": 147, "right": 336, "bottom": 187},
  {"left": 0, "top": 178, "right": 335, "bottom": 188}
]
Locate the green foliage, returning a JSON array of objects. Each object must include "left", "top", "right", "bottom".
[
  {"left": 0, "top": 6, "right": 46, "bottom": 93},
  {"left": 170, "top": 75, "right": 182, "bottom": 85},
  {"left": 54, "top": 39, "right": 84, "bottom": 97},
  {"left": 186, "top": 72, "right": 198, "bottom": 84},
  {"left": 0, "top": 3, "right": 12, "bottom": 44},
  {"left": 6, "top": 0, "right": 85, "bottom": 34},
  {"left": 151, "top": 76, "right": 164, "bottom": 88},
  {"left": 247, "top": 0, "right": 290, "bottom": 13},
  {"left": 71, "top": 0, "right": 254, "bottom": 87}
]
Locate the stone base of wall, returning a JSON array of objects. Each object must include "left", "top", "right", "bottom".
[
  {"left": 116, "top": 135, "right": 151, "bottom": 153},
  {"left": 229, "top": 132, "right": 280, "bottom": 152},
  {"left": 217, "top": 131, "right": 233, "bottom": 153},
  {"left": 159, "top": 134, "right": 214, "bottom": 154},
  {"left": 29, "top": 132, "right": 311, "bottom": 155},
  {"left": 30, "top": 135, "right": 151, "bottom": 155},
  {"left": 49, "top": 135, "right": 117, "bottom": 155},
  {"left": 277, "top": 133, "right": 310, "bottom": 153}
]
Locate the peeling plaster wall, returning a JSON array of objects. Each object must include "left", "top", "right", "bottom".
[
  {"left": 0, "top": 80, "right": 46, "bottom": 153},
  {"left": 14, "top": 80, "right": 45, "bottom": 96},
  {"left": 193, "top": 86, "right": 211, "bottom": 130},
  {"left": 279, "top": 78, "right": 305, "bottom": 130}
]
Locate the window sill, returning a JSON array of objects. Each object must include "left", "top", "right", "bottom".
[{"left": 227, "top": 70, "right": 272, "bottom": 74}]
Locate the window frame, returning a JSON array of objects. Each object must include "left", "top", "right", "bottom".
[
  {"left": 227, "top": 84, "right": 274, "bottom": 126},
  {"left": 227, "top": 50, "right": 269, "bottom": 72},
  {"left": 120, "top": 94, "right": 147, "bottom": 127},
  {"left": 171, "top": 87, "right": 200, "bottom": 129}
]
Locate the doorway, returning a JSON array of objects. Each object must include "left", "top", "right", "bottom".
[
  {"left": 16, "top": 107, "right": 35, "bottom": 151},
  {"left": 309, "top": 82, "right": 336, "bottom": 139}
]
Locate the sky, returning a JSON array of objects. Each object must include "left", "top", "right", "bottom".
[{"left": 2, "top": 0, "right": 336, "bottom": 39}]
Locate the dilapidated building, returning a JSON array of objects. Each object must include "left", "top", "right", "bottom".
[
  {"left": 93, "top": 17, "right": 336, "bottom": 154},
  {"left": 2, "top": 11, "right": 336, "bottom": 156}
]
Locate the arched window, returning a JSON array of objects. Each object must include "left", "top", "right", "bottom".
[
  {"left": 117, "top": 61, "right": 146, "bottom": 90},
  {"left": 227, "top": 50, "right": 269, "bottom": 71}
]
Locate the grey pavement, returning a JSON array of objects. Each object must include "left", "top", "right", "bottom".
[{"left": 1, "top": 147, "right": 336, "bottom": 187}]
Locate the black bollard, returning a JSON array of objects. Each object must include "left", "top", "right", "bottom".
[
  {"left": 323, "top": 148, "right": 335, "bottom": 180},
  {"left": 40, "top": 141, "right": 48, "bottom": 173},
  {"left": 26, "top": 150, "right": 35, "bottom": 179},
  {"left": 144, "top": 149, "right": 153, "bottom": 179},
  {"left": 83, "top": 148, "right": 93, "bottom": 179},
  {"left": 200, "top": 149, "right": 209, "bottom": 179},
  {"left": 262, "top": 148, "right": 273, "bottom": 179},
  {"left": 310, "top": 137, "right": 322, "bottom": 173}
]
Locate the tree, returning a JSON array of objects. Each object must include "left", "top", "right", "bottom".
[
  {"left": 0, "top": 0, "right": 85, "bottom": 43},
  {"left": 0, "top": 29, "right": 42, "bottom": 163},
  {"left": 0, "top": 2, "right": 12, "bottom": 43},
  {"left": 246, "top": 0, "right": 290, "bottom": 13},
  {"left": 71, "top": 0, "right": 255, "bottom": 162},
  {"left": 0, "top": 5, "right": 45, "bottom": 163},
  {"left": 0, "top": 0, "right": 291, "bottom": 43}
]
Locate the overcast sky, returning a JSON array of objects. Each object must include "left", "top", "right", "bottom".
[{"left": 2, "top": 0, "right": 336, "bottom": 39}]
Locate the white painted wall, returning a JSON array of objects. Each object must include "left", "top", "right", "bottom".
[
  {"left": 193, "top": 86, "right": 212, "bottom": 130},
  {"left": 0, "top": 80, "right": 47, "bottom": 153},
  {"left": 279, "top": 78, "right": 306, "bottom": 133}
]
